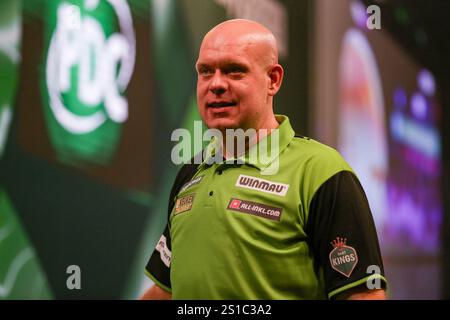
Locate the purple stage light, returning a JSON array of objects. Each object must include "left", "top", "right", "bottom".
[
  {"left": 418, "top": 69, "right": 435, "bottom": 97},
  {"left": 393, "top": 87, "right": 407, "bottom": 110},
  {"left": 411, "top": 92, "right": 427, "bottom": 121},
  {"left": 350, "top": 0, "right": 367, "bottom": 29}
]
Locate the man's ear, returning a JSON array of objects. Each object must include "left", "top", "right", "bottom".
[{"left": 267, "top": 64, "right": 284, "bottom": 96}]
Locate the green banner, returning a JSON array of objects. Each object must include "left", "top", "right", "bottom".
[
  {"left": 0, "top": 0, "right": 21, "bottom": 158},
  {"left": 0, "top": 189, "right": 53, "bottom": 299},
  {"left": 41, "top": 0, "right": 136, "bottom": 166}
]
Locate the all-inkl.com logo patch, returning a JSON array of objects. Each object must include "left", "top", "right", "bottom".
[
  {"left": 227, "top": 198, "right": 282, "bottom": 221},
  {"left": 329, "top": 237, "right": 358, "bottom": 278}
]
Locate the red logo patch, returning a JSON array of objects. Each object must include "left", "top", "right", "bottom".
[
  {"left": 227, "top": 198, "right": 282, "bottom": 221},
  {"left": 230, "top": 199, "right": 241, "bottom": 209}
]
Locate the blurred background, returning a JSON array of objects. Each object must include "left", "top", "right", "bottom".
[{"left": 0, "top": 0, "right": 448, "bottom": 299}]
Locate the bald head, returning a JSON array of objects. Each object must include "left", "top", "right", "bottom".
[
  {"left": 196, "top": 19, "right": 284, "bottom": 132},
  {"left": 200, "top": 19, "right": 279, "bottom": 69}
]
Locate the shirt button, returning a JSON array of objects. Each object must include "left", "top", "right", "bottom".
[{"left": 209, "top": 191, "right": 214, "bottom": 196}]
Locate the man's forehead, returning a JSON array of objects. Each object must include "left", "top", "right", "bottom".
[
  {"left": 202, "top": 31, "right": 270, "bottom": 51},
  {"left": 198, "top": 44, "right": 250, "bottom": 63},
  {"left": 196, "top": 55, "right": 249, "bottom": 71},
  {"left": 204, "top": 19, "right": 274, "bottom": 44},
  {"left": 198, "top": 35, "right": 268, "bottom": 65},
  {"left": 198, "top": 23, "right": 277, "bottom": 66}
]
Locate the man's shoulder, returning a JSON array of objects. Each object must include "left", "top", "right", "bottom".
[
  {"left": 290, "top": 134, "right": 344, "bottom": 159},
  {"left": 171, "top": 157, "right": 202, "bottom": 191},
  {"left": 288, "top": 134, "right": 353, "bottom": 173},
  {"left": 288, "top": 135, "right": 356, "bottom": 206}
]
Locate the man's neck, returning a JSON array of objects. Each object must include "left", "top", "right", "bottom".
[{"left": 221, "top": 116, "right": 280, "bottom": 160}]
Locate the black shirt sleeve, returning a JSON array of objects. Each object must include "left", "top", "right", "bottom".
[
  {"left": 306, "top": 170, "right": 387, "bottom": 299},
  {"left": 144, "top": 162, "right": 200, "bottom": 291}
]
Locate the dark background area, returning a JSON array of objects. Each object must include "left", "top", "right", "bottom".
[{"left": 360, "top": 0, "right": 450, "bottom": 299}]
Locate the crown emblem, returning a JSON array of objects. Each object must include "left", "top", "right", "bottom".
[
  {"left": 329, "top": 237, "right": 358, "bottom": 278},
  {"left": 330, "top": 237, "right": 347, "bottom": 248}
]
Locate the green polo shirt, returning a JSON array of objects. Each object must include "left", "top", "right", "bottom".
[{"left": 146, "top": 115, "right": 387, "bottom": 299}]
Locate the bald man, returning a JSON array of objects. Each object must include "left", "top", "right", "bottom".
[{"left": 141, "top": 19, "right": 387, "bottom": 300}]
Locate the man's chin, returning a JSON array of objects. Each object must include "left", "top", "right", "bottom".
[{"left": 204, "top": 118, "right": 239, "bottom": 131}]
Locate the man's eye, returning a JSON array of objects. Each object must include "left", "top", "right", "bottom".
[
  {"left": 227, "top": 68, "right": 244, "bottom": 74},
  {"left": 199, "top": 68, "right": 213, "bottom": 76}
]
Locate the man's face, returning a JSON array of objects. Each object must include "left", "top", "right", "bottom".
[{"left": 196, "top": 34, "right": 272, "bottom": 132}]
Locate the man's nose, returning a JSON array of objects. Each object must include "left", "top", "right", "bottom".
[{"left": 209, "top": 70, "right": 228, "bottom": 95}]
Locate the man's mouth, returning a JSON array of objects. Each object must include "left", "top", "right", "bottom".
[{"left": 207, "top": 101, "right": 237, "bottom": 108}]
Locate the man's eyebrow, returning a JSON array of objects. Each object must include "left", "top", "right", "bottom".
[
  {"left": 223, "top": 62, "right": 249, "bottom": 71},
  {"left": 196, "top": 63, "right": 210, "bottom": 70},
  {"left": 196, "top": 61, "right": 249, "bottom": 71}
]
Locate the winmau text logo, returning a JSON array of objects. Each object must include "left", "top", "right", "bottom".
[{"left": 236, "top": 175, "right": 289, "bottom": 196}]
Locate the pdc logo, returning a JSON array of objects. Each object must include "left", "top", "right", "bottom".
[
  {"left": 46, "top": 0, "right": 135, "bottom": 134},
  {"left": 43, "top": 0, "right": 135, "bottom": 165}
]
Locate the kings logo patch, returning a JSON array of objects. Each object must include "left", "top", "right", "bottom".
[{"left": 329, "top": 237, "right": 358, "bottom": 278}]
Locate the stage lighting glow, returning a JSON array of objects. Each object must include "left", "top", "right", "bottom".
[
  {"left": 418, "top": 69, "right": 436, "bottom": 96},
  {"left": 393, "top": 87, "right": 408, "bottom": 110},
  {"left": 394, "top": 7, "right": 409, "bottom": 25},
  {"left": 350, "top": 0, "right": 367, "bottom": 29},
  {"left": 338, "top": 28, "right": 388, "bottom": 233},
  {"left": 336, "top": 24, "right": 442, "bottom": 256},
  {"left": 390, "top": 112, "right": 441, "bottom": 159},
  {"left": 411, "top": 92, "right": 428, "bottom": 121}
]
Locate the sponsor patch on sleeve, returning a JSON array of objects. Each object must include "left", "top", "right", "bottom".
[
  {"left": 329, "top": 237, "right": 358, "bottom": 278},
  {"left": 227, "top": 198, "right": 282, "bottom": 221},
  {"left": 174, "top": 194, "right": 195, "bottom": 215},
  {"left": 155, "top": 234, "right": 171, "bottom": 267},
  {"left": 179, "top": 175, "right": 203, "bottom": 193}
]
